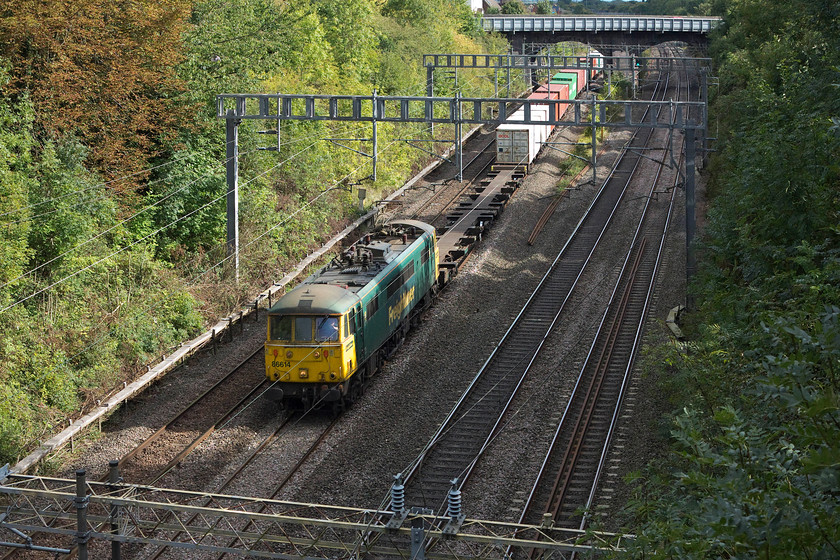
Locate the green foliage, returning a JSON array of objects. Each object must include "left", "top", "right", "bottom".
[
  {"left": 147, "top": 147, "right": 227, "bottom": 256},
  {"left": 0, "top": 381, "right": 39, "bottom": 462},
  {"left": 501, "top": 0, "right": 526, "bottom": 14},
  {"left": 535, "top": 0, "right": 553, "bottom": 15},
  {"left": 26, "top": 139, "right": 118, "bottom": 279},
  {"left": 313, "top": 0, "right": 379, "bottom": 83},
  {"left": 0, "top": 61, "right": 34, "bottom": 301},
  {"left": 548, "top": 0, "right": 713, "bottom": 15},
  {"left": 625, "top": 312, "right": 840, "bottom": 559},
  {"left": 619, "top": 0, "right": 840, "bottom": 556}
]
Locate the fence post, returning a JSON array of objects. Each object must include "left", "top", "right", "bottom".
[
  {"left": 75, "top": 470, "right": 90, "bottom": 560},
  {"left": 109, "top": 461, "right": 122, "bottom": 560}
]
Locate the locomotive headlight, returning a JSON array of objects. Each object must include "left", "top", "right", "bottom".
[
  {"left": 329, "top": 372, "right": 337, "bottom": 380},
  {"left": 299, "top": 369, "right": 309, "bottom": 379},
  {"left": 313, "top": 350, "right": 320, "bottom": 359},
  {"left": 286, "top": 350, "right": 293, "bottom": 359}
]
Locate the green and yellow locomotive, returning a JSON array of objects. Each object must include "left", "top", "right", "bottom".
[{"left": 265, "top": 220, "right": 439, "bottom": 411}]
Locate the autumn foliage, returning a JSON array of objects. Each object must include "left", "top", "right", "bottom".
[{"left": 0, "top": 0, "right": 192, "bottom": 190}]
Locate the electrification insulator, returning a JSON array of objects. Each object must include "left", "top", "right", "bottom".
[
  {"left": 447, "top": 479, "right": 461, "bottom": 519},
  {"left": 391, "top": 474, "right": 405, "bottom": 514}
]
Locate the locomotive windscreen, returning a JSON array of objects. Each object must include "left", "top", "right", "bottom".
[{"left": 269, "top": 314, "right": 341, "bottom": 342}]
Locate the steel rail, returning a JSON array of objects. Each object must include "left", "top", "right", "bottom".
[
  {"left": 399, "top": 136, "right": 629, "bottom": 499},
  {"left": 397, "top": 83, "right": 665, "bottom": 512},
  {"left": 118, "top": 345, "right": 264, "bottom": 471},
  {"left": 212, "top": 415, "right": 341, "bottom": 560},
  {"left": 547, "top": 237, "right": 648, "bottom": 520},
  {"left": 146, "top": 378, "right": 272, "bottom": 487},
  {"left": 579, "top": 143, "right": 684, "bottom": 534},
  {"left": 575, "top": 46, "right": 695, "bottom": 530},
  {"left": 512, "top": 56, "right": 678, "bottom": 542},
  {"left": 364, "top": 67, "right": 671, "bottom": 560},
  {"left": 517, "top": 52, "right": 693, "bottom": 537},
  {"left": 1, "top": 346, "right": 268, "bottom": 560},
  {"left": 408, "top": 139, "right": 497, "bottom": 225},
  {"left": 451, "top": 70, "right": 675, "bottom": 492},
  {"left": 145, "top": 411, "right": 295, "bottom": 560}
]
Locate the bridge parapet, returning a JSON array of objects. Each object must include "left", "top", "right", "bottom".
[{"left": 481, "top": 15, "right": 720, "bottom": 34}]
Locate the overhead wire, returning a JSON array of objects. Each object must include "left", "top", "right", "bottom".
[
  {"left": 208, "top": 136, "right": 408, "bottom": 271},
  {"left": 23, "top": 74, "right": 478, "bottom": 382},
  {"left": 0, "top": 117, "right": 384, "bottom": 297},
  {"left": 1, "top": 131, "right": 337, "bottom": 227},
  {"left": 0, "top": 141, "right": 324, "bottom": 316},
  {"left": 0, "top": 139, "right": 328, "bottom": 295},
  {"left": 63, "top": 150, "right": 392, "bottom": 366},
  {"left": 0, "top": 136, "right": 242, "bottom": 221}
]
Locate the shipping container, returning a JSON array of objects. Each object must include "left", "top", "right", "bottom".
[
  {"left": 555, "top": 83, "right": 570, "bottom": 119},
  {"left": 496, "top": 104, "right": 551, "bottom": 165},
  {"left": 576, "top": 68, "right": 587, "bottom": 91},
  {"left": 551, "top": 72, "right": 578, "bottom": 99},
  {"left": 528, "top": 86, "right": 559, "bottom": 120}
]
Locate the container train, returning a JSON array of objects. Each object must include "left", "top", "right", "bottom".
[
  {"left": 264, "top": 51, "right": 602, "bottom": 412},
  {"left": 496, "top": 50, "right": 602, "bottom": 167},
  {"left": 265, "top": 221, "right": 438, "bottom": 412}
]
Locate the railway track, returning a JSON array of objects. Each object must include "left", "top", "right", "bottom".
[
  {"left": 114, "top": 348, "right": 268, "bottom": 487},
  {"left": 406, "top": 138, "right": 497, "bottom": 228},
  {"left": 391, "top": 70, "right": 674, "bottom": 517},
  {"left": 0, "top": 348, "right": 269, "bottom": 560},
  {"left": 517, "top": 46, "right": 695, "bottom": 538},
  {"left": 142, "top": 412, "right": 338, "bottom": 560}
]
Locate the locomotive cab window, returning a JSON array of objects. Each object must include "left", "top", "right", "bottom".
[
  {"left": 294, "top": 317, "right": 313, "bottom": 342},
  {"left": 316, "top": 316, "right": 340, "bottom": 342},
  {"left": 269, "top": 315, "right": 292, "bottom": 341}
]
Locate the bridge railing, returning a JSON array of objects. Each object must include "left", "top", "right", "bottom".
[{"left": 481, "top": 15, "right": 721, "bottom": 34}]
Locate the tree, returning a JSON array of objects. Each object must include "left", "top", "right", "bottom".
[
  {"left": 0, "top": 61, "right": 34, "bottom": 300},
  {"left": 501, "top": 0, "right": 526, "bottom": 14},
  {"left": 0, "top": 0, "right": 192, "bottom": 189},
  {"left": 535, "top": 0, "right": 553, "bottom": 14}
]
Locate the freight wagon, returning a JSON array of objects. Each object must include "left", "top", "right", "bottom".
[{"left": 496, "top": 61, "right": 598, "bottom": 166}]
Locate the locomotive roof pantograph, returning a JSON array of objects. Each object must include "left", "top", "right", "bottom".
[{"left": 268, "top": 220, "right": 435, "bottom": 316}]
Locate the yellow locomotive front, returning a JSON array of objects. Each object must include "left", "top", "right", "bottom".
[{"left": 264, "top": 285, "right": 360, "bottom": 408}]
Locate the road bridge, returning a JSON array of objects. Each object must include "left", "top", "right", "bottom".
[{"left": 481, "top": 15, "right": 721, "bottom": 53}]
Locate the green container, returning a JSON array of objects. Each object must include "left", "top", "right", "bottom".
[{"left": 550, "top": 72, "right": 577, "bottom": 99}]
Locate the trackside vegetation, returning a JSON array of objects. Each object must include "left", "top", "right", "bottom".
[
  {"left": 0, "top": 0, "right": 508, "bottom": 466},
  {"left": 613, "top": 0, "right": 840, "bottom": 557}
]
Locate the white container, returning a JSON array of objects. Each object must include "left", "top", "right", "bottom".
[{"left": 496, "top": 105, "right": 552, "bottom": 164}]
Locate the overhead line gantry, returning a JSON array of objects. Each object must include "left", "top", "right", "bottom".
[
  {"left": 0, "top": 466, "right": 631, "bottom": 559},
  {"left": 217, "top": 81, "right": 704, "bottom": 293}
]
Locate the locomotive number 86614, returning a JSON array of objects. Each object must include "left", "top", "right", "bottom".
[{"left": 264, "top": 220, "right": 439, "bottom": 413}]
